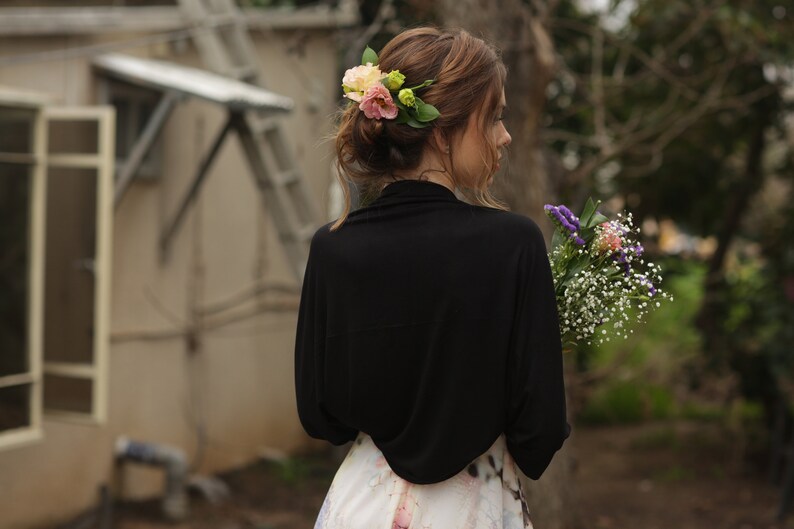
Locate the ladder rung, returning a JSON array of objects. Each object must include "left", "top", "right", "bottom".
[
  {"left": 206, "top": 13, "right": 239, "bottom": 28},
  {"left": 203, "top": 0, "right": 240, "bottom": 16},
  {"left": 278, "top": 170, "right": 299, "bottom": 185}
]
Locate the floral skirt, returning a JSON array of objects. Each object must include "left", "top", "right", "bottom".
[{"left": 314, "top": 432, "right": 533, "bottom": 529}]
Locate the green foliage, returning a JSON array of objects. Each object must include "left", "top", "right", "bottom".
[
  {"left": 704, "top": 209, "right": 794, "bottom": 408},
  {"left": 581, "top": 258, "right": 704, "bottom": 374},
  {"left": 576, "top": 260, "right": 723, "bottom": 425},
  {"left": 362, "top": 46, "right": 378, "bottom": 66},
  {"left": 579, "top": 380, "right": 675, "bottom": 424},
  {"left": 548, "top": 0, "right": 791, "bottom": 238},
  {"left": 271, "top": 457, "right": 311, "bottom": 485},
  {"left": 679, "top": 402, "right": 725, "bottom": 422}
]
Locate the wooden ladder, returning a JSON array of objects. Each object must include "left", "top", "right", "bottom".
[{"left": 178, "top": 0, "right": 322, "bottom": 281}]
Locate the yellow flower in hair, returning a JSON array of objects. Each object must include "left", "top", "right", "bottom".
[
  {"left": 398, "top": 88, "right": 416, "bottom": 108},
  {"left": 384, "top": 70, "right": 406, "bottom": 91}
]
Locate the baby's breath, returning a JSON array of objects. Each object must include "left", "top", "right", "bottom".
[{"left": 545, "top": 198, "right": 670, "bottom": 349}]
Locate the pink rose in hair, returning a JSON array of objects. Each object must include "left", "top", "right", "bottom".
[{"left": 359, "top": 85, "right": 399, "bottom": 120}]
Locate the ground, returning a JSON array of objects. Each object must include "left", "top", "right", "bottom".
[
  {"left": 573, "top": 421, "right": 784, "bottom": 529},
  {"left": 100, "top": 420, "right": 789, "bottom": 529}
]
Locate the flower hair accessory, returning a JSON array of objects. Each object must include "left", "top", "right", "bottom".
[{"left": 341, "top": 46, "right": 440, "bottom": 128}]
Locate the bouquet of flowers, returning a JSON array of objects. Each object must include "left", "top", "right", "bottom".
[{"left": 544, "top": 198, "right": 673, "bottom": 349}]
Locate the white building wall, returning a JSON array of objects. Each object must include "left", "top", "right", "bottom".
[{"left": 0, "top": 26, "right": 339, "bottom": 528}]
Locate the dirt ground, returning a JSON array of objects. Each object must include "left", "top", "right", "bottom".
[{"left": 104, "top": 421, "right": 789, "bottom": 529}]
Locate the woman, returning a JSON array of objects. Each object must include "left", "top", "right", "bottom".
[{"left": 295, "top": 26, "right": 570, "bottom": 529}]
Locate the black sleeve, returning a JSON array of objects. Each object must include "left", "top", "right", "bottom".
[
  {"left": 294, "top": 233, "right": 358, "bottom": 445},
  {"left": 505, "top": 221, "right": 571, "bottom": 480}
]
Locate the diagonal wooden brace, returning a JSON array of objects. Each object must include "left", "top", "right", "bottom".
[{"left": 159, "top": 113, "right": 234, "bottom": 262}]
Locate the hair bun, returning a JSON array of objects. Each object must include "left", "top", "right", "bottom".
[{"left": 356, "top": 112, "right": 385, "bottom": 146}]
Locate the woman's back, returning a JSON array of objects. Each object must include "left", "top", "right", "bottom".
[{"left": 296, "top": 179, "right": 569, "bottom": 484}]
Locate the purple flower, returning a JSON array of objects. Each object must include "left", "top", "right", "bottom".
[
  {"left": 560, "top": 218, "right": 577, "bottom": 233},
  {"left": 545, "top": 205, "right": 577, "bottom": 233},
  {"left": 612, "top": 251, "right": 631, "bottom": 276},
  {"left": 637, "top": 275, "right": 657, "bottom": 296},
  {"left": 545, "top": 204, "right": 584, "bottom": 247},
  {"left": 558, "top": 205, "right": 581, "bottom": 230}
]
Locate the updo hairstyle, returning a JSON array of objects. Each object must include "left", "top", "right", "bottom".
[{"left": 330, "top": 26, "right": 510, "bottom": 232}]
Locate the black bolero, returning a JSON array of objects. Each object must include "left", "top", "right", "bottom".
[{"left": 294, "top": 179, "right": 571, "bottom": 484}]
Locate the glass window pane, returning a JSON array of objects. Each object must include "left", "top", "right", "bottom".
[
  {"left": 0, "top": 163, "right": 30, "bottom": 377},
  {"left": 111, "top": 98, "right": 131, "bottom": 159},
  {"left": 43, "top": 167, "right": 96, "bottom": 365},
  {"left": 43, "top": 375, "right": 92, "bottom": 414},
  {"left": 0, "top": 384, "right": 31, "bottom": 432},
  {"left": 0, "top": 107, "right": 34, "bottom": 154},
  {"left": 47, "top": 120, "right": 99, "bottom": 155},
  {"left": 111, "top": 90, "right": 161, "bottom": 178}
]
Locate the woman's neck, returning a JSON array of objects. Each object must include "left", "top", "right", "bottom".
[{"left": 388, "top": 149, "right": 456, "bottom": 194}]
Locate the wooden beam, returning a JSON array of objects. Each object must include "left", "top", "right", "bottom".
[
  {"left": 0, "top": 6, "right": 359, "bottom": 36},
  {"left": 159, "top": 113, "right": 234, "bottom": 262},
  {"left": 0, "top": 8, "right": 185, "bottom": 35}
]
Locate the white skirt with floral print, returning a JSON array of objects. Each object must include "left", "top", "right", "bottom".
[{"left": 314, "top": 432, "right": 533, "bottom": 529}]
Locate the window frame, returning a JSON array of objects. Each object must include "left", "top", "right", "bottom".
[
  {"left": 41, "top": 106, "right": 115, "bottom": 425},
  {"left": 0, "top": 103, "right": 115, "bottom": 451},
  {"left": 0, "top": 100, "right": 47, "bottom": 450}
]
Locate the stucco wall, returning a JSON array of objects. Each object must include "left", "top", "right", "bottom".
[{"left": 0, "top": 26, "right": 337, "bottom": 529}]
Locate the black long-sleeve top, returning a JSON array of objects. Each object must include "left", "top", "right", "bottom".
[{"left": 294, "top": 179, "right": 571, "bottom": 484}]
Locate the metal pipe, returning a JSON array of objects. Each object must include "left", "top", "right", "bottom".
[{"left": 115, "top": 437, "right": 189, "bottom": 521}]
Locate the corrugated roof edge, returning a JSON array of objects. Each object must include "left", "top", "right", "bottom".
[{"left": 93, "top": 53, "right": 295, "bottom": 112}]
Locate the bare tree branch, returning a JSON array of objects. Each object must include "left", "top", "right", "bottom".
[
  {"left": 665, "top": 0, "right": 726, "bottom": 56},
  {"left": 551, "top": 17, "right": 702, "bottom": 101},
  {"left": 592, "top": 26, "right": 609, "bottom": 149},
  {"left": 344, "top": 0, "right": 395, "bottom": 69}
]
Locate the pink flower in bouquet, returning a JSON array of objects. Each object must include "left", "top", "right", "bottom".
[
  {"left": 594, "top": 221, "right": 623, "bottom": 254},
  {"left": 359, "top": 85, "right": 399, "bottom": 120}
]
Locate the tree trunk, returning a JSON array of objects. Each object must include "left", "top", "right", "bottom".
[
  {"left": 696, "top": 101, "right": 771, "bottom": 357},
  {"left": 437, "top": 3, "right": 581, "bottom": 528},
  {"left": 439, "top": 1, "right": 558, "bottom": 231}
]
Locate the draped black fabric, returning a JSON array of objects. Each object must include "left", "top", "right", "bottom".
[{"left": 294, "top": 179, "right": 571, "bottom": 484}]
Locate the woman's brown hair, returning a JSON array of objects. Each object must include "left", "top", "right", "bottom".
[{"left": 329, "top": 26, "right": 510, "bottom": 232}]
